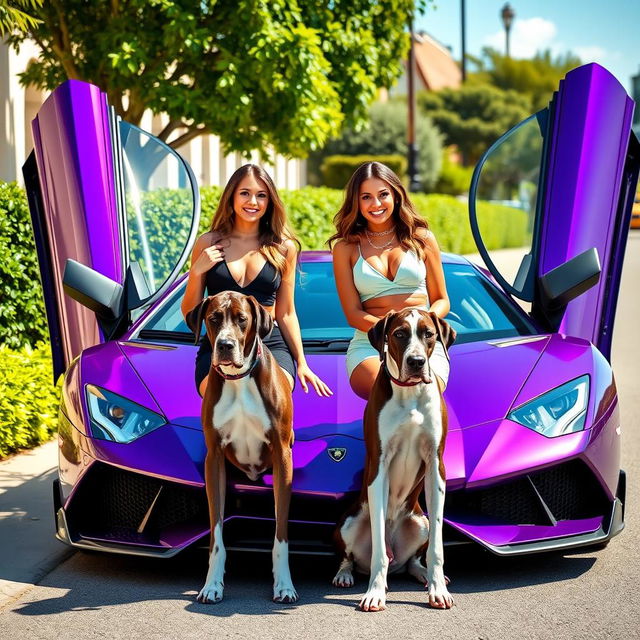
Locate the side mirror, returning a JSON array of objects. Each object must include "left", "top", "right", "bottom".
[
  {"left": 539, "top": 248, "right": 601, "bottom": 309},
  {"left": 63, "top": 259, "right": 123, "bottom": 319}
]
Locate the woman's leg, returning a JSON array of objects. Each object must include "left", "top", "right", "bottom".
[
  {"left": 349, "top": 357, "right": 381, "bottom": 400},
  {"left": 281, "top": 369, "right": 294, "bottom": 392},
  {"left": 199, "top": 375, "right": 209, "bottom": 398}
]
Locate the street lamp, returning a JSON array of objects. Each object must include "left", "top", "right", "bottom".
[
  {"left": 501, "top": 3, "right": 515, "bottom": 58},
  {"left": 461, "top": 0, "right": 467, "bottom": 82},
  {"left": 407, "top": 23, "right": 422, "bottom": 192}
]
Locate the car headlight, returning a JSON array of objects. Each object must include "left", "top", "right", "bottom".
[
  {"left": 85, "top": 385, "right": 166, "bottom": 443},
  {"left": 508, "top": 375, "right": 589, "bottom": 438}
]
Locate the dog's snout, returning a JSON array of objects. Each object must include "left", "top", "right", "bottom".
[
  {"left": 406, "top": 354, "right": 426, "bottom": 369},
  {"left": 217, "top": 338, "right": 235, "bottom": 352}
]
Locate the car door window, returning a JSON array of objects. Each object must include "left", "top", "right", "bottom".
[
  {"left": 470, "top": 111, "right": 547, "bottom": 299},
  {"left": 119, "top": 122, "right": 199, "bottom": 304}
]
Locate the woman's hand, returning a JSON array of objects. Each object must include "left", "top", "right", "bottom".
[
  {"left": 191, "top": 244, "right": 225, "bottom": 276},
  {"left": 297, "top": 362, "right": 333, "bottom": 397}
]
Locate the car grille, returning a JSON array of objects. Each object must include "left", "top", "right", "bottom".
[
  {"left": 66, "top": 463, "right": 209, "bottom": 546},
  {"left": 445, "top": 459, "right": 610, "bottom": 526}
]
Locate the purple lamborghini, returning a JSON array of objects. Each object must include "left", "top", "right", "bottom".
[{"left": 25, "top": 63, "right": 637, "bottom": 558}]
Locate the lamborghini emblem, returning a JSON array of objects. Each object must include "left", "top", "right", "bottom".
[{"left": 327, "top": 447, "right": 347, "bottom": 462}]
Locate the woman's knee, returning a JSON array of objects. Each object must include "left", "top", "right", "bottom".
[{"left": 349, "top": 358, "right": 380, "bottom": 400}]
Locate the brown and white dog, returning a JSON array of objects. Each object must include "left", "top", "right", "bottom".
[
  {"left": 333, "top": 308, "right": 456, "bottom": 611},
  {"left": 186, "top": 291, "right": 297, "bottom": 604}
]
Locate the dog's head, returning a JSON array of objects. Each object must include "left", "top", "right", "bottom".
[
  {"left": 186, "top": 292, "right": 273, "bottom": 370},
  {"left": 368, "top": 308, "right": 456, "bottom": 384}
]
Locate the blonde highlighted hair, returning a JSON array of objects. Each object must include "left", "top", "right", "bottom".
[
  {"left": 209, "top": 164, "right": 300, "bottom": 275},
  {"left": 327, "top": 162, "right": 430, "bottom": 259}
]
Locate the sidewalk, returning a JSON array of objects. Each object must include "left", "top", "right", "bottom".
[{"left": 0, "top": 440, "right": 73, "bottom": 609}]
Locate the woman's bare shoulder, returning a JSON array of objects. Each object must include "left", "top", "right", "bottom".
[
  {"left": 332, "top": 237, "right": 358, "bottom": 257},
  {"left": 195, "top": 231, "right": 223, "bottom": 249}
]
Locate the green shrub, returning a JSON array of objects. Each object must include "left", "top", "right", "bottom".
[
  {"left": 308, "top": 100, "right": 443, "bottom": 191},
  {"left": 0, "top": 182, "right": 48, "bottom": 349},
  {"left": 320, "top": 155, "right": 408, "bottom": 190},
  {"left": 0, "top": 343, "right": 60, "bottom": 458},
  {"left": 434, "top": 155, "right": 475, "bottom": 196}
]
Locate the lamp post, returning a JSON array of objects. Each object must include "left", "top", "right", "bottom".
[
  {"left": 407, "top": 23, "right": 422, "bottom": 192},
  {"left": 500, "top": 3, "right": 515, "bottom": 58},
  {"left": 461, "top": 0, "right": 467, "bottom": 82}
]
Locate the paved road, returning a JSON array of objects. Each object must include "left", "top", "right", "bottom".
[{"left": 1, "top": 235, "right": 639, "bottom": 639}]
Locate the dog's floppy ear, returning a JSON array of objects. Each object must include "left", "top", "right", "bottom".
[
  {"left": 368, "top": 311, "right": 395, "bottom": 358},
  {"left": 246, "top": 295, "right": 273, "bottom": 339},
  {"left": 428, "top": 311, "right": 456, "bottom": 358},
  {"left": 185, "top": 297, "right": 213, "bottom": 344}
]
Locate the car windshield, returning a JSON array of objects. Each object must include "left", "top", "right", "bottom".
[{"left": 137, "top": 260, "right": 534, "bottom": 348}]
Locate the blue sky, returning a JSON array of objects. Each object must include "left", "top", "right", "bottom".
[{"left": 415, "top": 0, "right": 640, "bottom": 93}]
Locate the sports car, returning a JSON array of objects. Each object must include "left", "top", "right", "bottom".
[{"left": 25, "top": 63, "right": 637, "bottom": 559}]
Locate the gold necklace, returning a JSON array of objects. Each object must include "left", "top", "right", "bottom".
[{"left": 366, "top": 227, "right": 395, "bottom": 237}]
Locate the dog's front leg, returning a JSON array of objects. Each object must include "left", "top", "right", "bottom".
[
  {"left": 271, "top": 441, "right": 298, "bottom": 603},
  {"left": 360, "top": 463, "right": 389, "bottom": 612},
  {"left": 424, "top": 453, "right": 453, "bottom": 609},
  {"left": 197, "top": 445, "right": 227, "bottom": 604}
]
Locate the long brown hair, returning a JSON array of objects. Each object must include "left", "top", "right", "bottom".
[
  {"left": 327, "top": 162, "right": 430, "bottom": 259},
  {"left": 209, "top": 164, "right": 300, "bottom": 275}
]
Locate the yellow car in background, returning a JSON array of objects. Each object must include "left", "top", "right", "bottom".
[{"left": 632, "top": 196, "right": 640, "bottom": 228}]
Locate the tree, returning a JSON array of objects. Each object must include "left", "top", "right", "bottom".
[
  {"left": 8, "top": 0, "right": 419, "bottom": 157},
  {"left": 0, "top": 0, "right": 41, "bottom": 35},
  {"left": 418, "top": 84, "right": 530, "bottom": 166},
  {"left": 309, "top": 100, "right": 443, "bottom": 190},
  {"left": 470, "top": 48, "right": 582, "bottom": 111}
]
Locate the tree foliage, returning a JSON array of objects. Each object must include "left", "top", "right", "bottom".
[
  {"left": 0, "top": 0, "right": 41, "bottom": 35},
  {"left": 8, "top": 0, "right": 418, "bottom": 156},
  {"left": 470, "top": 47, "right": 582, "bottom": 111},
  {"left": 308, "top": 100, "right": 443, "bottom": 190},
  {"left": 418, "top": 84, "right": 530, "bottom": 166}
]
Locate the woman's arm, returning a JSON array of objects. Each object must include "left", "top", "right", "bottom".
[
  {"left": 180, "top": 232, "right": 224, "bottom": 320},
  {"left": 332, "top": 240, "right": 381, "bottom": 332},
  {"left": 275, "top": 240, "right": 332, "bottom": 396},
  {"left": 422, "top": 230, "right": 450, "bottom": 319}
]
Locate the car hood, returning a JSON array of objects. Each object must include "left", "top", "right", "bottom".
[
  {"left": 93, "top": 334, "right": 608, "bottom": 495},
  {"left": 116, "top": 334, "right": 586, "bottom": 440}
]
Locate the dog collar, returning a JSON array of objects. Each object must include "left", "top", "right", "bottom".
[
  {"left": 213, "top": 340, "right": 263, "bottom": 381},
  {"left": 383, "top": 361, "right": 425, "bottom": 387}
]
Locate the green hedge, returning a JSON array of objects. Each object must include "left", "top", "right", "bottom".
[
  {"left": 320, "top": 155, "right": 408, "bottom": 190},
  {"left": 199, "top": 186, "right": 528, "bottom": 254},
  {"left": 0, "top": 343, "right": 60, "bottom": 458},
  {"left": 0, "top": 182, "right": 47, "bottom": 349},
  {"left": 434, "top": 155, "right": 475, "bottom": 196}
]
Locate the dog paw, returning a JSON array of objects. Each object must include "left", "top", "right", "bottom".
[
  {"left": 332, "top": 569, "right": 355, "bottom": 588},
  {"left": 359, "top": 588, "right": 387, "bottom": 612},
  {"left": 197, "top": 581, "right": 224, "bottom": 604},
  {"left": 273, "top": 581, "right": 298, "bottom": 603},
  {"left": 426, "top": 581, "right": 454, "bottom": 609}
]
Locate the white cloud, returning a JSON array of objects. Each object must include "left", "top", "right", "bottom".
[
  {"left": 483, "top": 17, "right": 558, "bottom": 58},
  {"left": 573, "top": 45, "right": 622, "bottom": 66},
  {"left": 483, "top": 16, "right": 623, "bottom": 66}
]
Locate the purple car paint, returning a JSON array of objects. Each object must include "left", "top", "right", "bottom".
[
  {"left": 24, "top": 63, "right": 637, "bottom": 559},
  {"left": 31, "top": 81, "right": 122, "bottom": 376}
]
